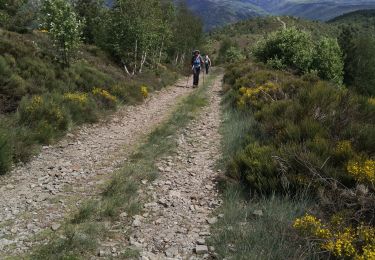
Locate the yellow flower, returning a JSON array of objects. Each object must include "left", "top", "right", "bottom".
[
  {"left": 347, "top": 159, "right": 375, "bottom": 183},
  {"left": 63, "top": 92, "right": 88, "bottom": 105},
  {"left": 26, "top": 95, "right": 44, "bottom": 113},
  {"left": 92, "top": 87, "right": 117, "bottom": 103},
  {"left": 322, "top": 228, "right": 356, "bottom": 257},
  {"left": 335, "top": 140, "right": 353, "bottom": 154},
  {"left": 140, "top": 85, "right": 149, "bottom": 98}
]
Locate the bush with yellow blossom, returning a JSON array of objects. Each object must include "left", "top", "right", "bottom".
[
  {"left": 92, "top": 87, "right": 117, "bottom": 109},
  {"left": 294, "top": 214, "right": 375, "bottom": 259},
  {"left": 63, "top": 92, "right": 98, "bottom": 123},
  {"left": 140, "top": 85, "right": 149, "bottom": 99},
  {"left": 347, "top": 159, "right": 375, "bottom": 184},
  {"left": 237, "top": 82, "right": 283, "bottom": 109},
  {"left": 18, "top": 94, "right": 71, "bottom": 142}
]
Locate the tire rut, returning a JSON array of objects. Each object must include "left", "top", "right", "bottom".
[
  {"left": 0, "top": 77, "right": 194, "bottom": 256},
  {"left": 126, "top": 75, "right": 224, "bottom": 260}
]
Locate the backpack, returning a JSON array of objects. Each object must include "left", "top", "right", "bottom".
[{"left": 193, "top": 55, "right": 201, "bottom": 69}]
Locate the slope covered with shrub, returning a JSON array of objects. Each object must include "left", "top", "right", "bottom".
[
  {"left": 0, "top": 0, "right": 204, "bottom": 175},
  {"left": 0, "top": 28, "right": 179, "bottom": 175},
  {"left": 211, "top": 16, "right": 374, "bottom": 259},
  {"left": 222, "top": 61, "right": 374, "bottom": 258}
]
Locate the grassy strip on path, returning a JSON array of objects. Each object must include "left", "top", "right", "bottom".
[
  {"left": 25, "top": 71, "right": 219, "bottom": 260},
  {"left": 209, "top": 91, "right": 316, "bottom": 260}
]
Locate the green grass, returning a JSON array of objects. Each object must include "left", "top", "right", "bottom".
[
  {"left": 27, "top": 70, "right": 219, "bottom": 259},
  {"left": 210, "top": 185, "right": 316, "bottom": 260},
  {"left": 211, "top": 86, "right": 316, "bottom": 260}
]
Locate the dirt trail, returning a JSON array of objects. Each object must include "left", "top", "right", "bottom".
[
  {"left": 0, "top": 77, "right": 194, "bottom": 255},
  {"left": 129, "top": 75, "right": 223, "bottom": 259}
]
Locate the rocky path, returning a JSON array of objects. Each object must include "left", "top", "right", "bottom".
[
  {"left": 130, "top": 75, "right": 223, "bottom": 259},
  {"left": 0, "top": 77, "right": 194, "bottom": 256}
]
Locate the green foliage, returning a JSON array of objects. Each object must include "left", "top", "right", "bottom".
[
  {"left": 73, "top": 0, "right": 104, "bottom": 44},
  {"left": 170, "top": 2, "right": 204, "bottom": 65},
  {"left": 0, "top": 0, "right": 37, "bottom": 33},
  {"left": 0, "top": 26, "right": 182, "bottom": 175},
  {"left": 40, "top": 0, "right": 83, "bottom": 66},
  {"left": 253, "top": 27, "right": 344, "bottom": 84},
  {"left": 229, "top": 143, "right": 279, "bottom": 193},
  {"left": 224, "top": 62, "right": 374, "bottom": 195},
  {"left": 253, "top": 27, "right": 314, "bottom": 73},
  {"left": 224, "top": 46, "right": 245, "bottom": 63},
  {"left": 63, "top": 93, "right": 99, "bottom": 124},
  {"left": 313, "top": 37, "right": 344, "bottom": 85},
  {"left": 18, "top": 95, "right": 71, "bottom": 143},
  {"left": 221, "top": 62, "right": 375, "bottom": 258},
  {"left": 339, "top": 27, "right": 375, "bottom": 96},
  {"left": 98, "top": 0, "right": 169, "bottom": 74}
]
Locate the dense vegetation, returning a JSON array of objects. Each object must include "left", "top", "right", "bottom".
[
  {"left": 211, "top": 12, "right": 375, "bottom": 260},
  {"left": 0, "top": 0, "right": 204, "bottom": 175}
]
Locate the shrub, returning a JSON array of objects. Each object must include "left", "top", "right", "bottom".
[
  {"left": 18, "top": 94, "right": 71, "bottom": 143},
  {"left": 313, "top": 37, "right": 344, "bottom": 85},
  {"left": 294, "top": 214, "right": 375, "bottom": 259},
  {"left": 253, "top": 28, "right": 344, "bottom": 84},
  {"left": 70, "top": 62, "right": 114, "bottom": 92},
  {"left": 111, "top": 83, "right": 144, "bottom": 105},
  {"left": 63, "top": 92, "right": 99, "bottom": 124},
  {"left": 225, "top": 47, "right": 245, "bottom": 63},
  {"left": 92, "top": 87, "right": 117, "bottom": 109},
  {"left": 228, "top": 143, "right": 279, "bottom": 193},
  {"left": 253, "top": 27, "right": 314, "bottom": 73}
]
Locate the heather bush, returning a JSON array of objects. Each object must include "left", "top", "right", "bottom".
[
  {"left": 223, "top": 62, "right": 375, "bottom": 257},
  {"left": 92, "top": 88, "right": 117, "bottom": 110},
  {"left": 63, "top": 92, "right": 99, "bottom": 124},
  {"left": 18, "top": 94, "right": 71, "bottom": 143}
]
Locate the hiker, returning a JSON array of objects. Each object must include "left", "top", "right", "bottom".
[
  {"left": 191, "top": 50, "right": 204, "bottom": 87},
  {"left": 204, "top": 54, "right": 212, "bottom": 74}
]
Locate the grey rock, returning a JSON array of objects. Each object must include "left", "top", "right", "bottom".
[
  {"left": 195, "top": 245, "right": 208, "bottom": 255},
  {"left": 51, "top": 223, "right": 61, "bottom": 231},
  {"left": 197, "top": 238, "right": 205, "bottom": 245},
  {"left": 165, "top": 247, "right": 178, "bottom": 257}
]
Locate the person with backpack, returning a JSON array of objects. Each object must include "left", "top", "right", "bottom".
[
  {"left": 191, "top": 50, "right": 204, "bottom": 88},
  {"left": 204, "top": 55, "right": 212, "bottom": 74}
]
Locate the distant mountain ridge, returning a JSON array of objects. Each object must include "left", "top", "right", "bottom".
[
  {"left": 104, "top": 0, "right": 375, "bottom": 30},
  {"left": 186, "top": 0, "right": 375, "bottom": 30}
]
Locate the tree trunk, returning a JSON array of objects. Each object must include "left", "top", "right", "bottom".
[
  {"left": 139, "top": 51, "right": 147, "bottom": 73},
  {"left": 121, "top": 59, "right": 132, "bottom": 76},
  {"left": 133, "top": 39, "right": 138, "bottom": 75},
  {"left": 175, "top": 53, "right": 179, "bottom": 65}
]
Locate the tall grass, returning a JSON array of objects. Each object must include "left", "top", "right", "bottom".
[
  {"left": 211, "top": 83, "right": 315, "bottom": 259},
  {"left": 210, "top": 185, "right": 315, "bottom": 260}
]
